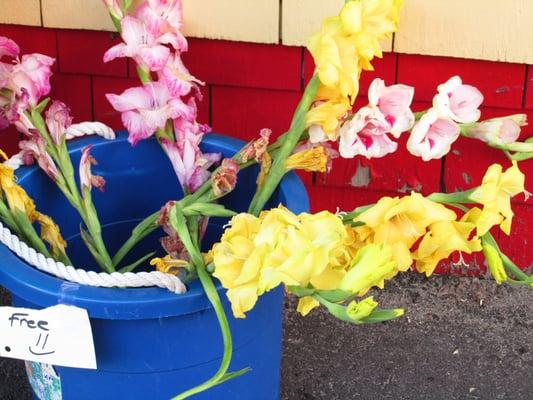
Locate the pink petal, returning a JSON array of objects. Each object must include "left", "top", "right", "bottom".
[
  {"left": 103, "top": 43, "right": 128, "bottom": 63},
  {"left": 123, "top": 111, "right": 155, "bottom": 145},
  {"left": 138, "top": 45, "right": 170, "bottom": 71},
  {"left": 449, "top": 84, "right": 483, "bottom": 123},
  {"left": 106, "top": 86, "right": 152, "bottom": 112},
  {"left": 0, "top": 36, "right": 19, "bottom": 59}
]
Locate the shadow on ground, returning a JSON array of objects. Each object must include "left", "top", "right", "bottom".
[{"left": 1, "top": 273, "right": 532, "bottom": 399}]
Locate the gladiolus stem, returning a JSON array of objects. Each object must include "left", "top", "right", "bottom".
[
  {"left": 247, "top": 74, "right": 320, "bottom": 215},
  {"left": 170, "top": 205, "right": 243, "bottom": 400}
]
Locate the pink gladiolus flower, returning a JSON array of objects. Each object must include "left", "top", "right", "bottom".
[
  {"left": 106, "top": 81, "right": 194, "bottom": 145},
  {"left": 161, "top": 137, "right": 220, "bottom": 193},
  {"left": 159, "top": 53, "right": 203, "bottom": 97},
  {"left": 104, "top": 16, "right": 172, "bottom": 71},
  {"left": 0, "top": 36, "right": 19, "bottom": 59},
  {"left": 368, "top": 78, "right": 415, "bottom": 138},
  {"left": 467, "top": 114, "right": 527, "bottom": 145},
  {"left": 407, "top": 109, "right": 460, "bottom": 161},
  {"left": 7, "top": 54, "right": 55, "bottom": 105},
  {"left": 433, "top": 76, "right": 483, "bottom": 124},
  {"left": 79, "top": 145, "right": 106, "bottom": 192},
  {"left": 339, "top": 107, "right": 398, "bottom": 159},
  {"left": 136, "top": 0, "right": 187, "bottom": 51},
  {"left": 45, "top": 100, "right": 72, "bottom": 145}
]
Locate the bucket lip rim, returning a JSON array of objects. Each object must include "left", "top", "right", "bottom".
[{"left": 0, "top": 131, "right": 309, "bottom": 319}]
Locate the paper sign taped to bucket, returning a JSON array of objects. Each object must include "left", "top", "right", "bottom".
[{"left": 0, "top": 304, "right": 97, "bottom": 369}]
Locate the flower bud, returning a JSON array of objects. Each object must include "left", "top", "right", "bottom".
[
  {"left": 346, "top": 297, "right": 378, "bottom": 320},
  {"left": 482, "top": 241, "right": 507, "bottom": 285},
  {"left": 45, "top": 100, "right": 72, "bottom": 145},
  {"left": 466, "top": 114, "right": 526, "bottom": 145}
]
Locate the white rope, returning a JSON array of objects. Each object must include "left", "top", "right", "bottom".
[
  {"left": 1, "top": 122, "right": 188, "bottom": 294},
  {"left": 65, "top": 122, "right": 116, "bottom": 141},
  {"left": 0, "top": 221, "right": 186, "bottom": 293}
]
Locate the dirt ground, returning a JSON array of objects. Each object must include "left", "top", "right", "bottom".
[{"left": 1, "top": 273, "right": 532, "bottom": 400}]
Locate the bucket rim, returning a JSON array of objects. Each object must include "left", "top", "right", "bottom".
[{"left": 0, "top": 131, "right": 309, "bottom": 319}]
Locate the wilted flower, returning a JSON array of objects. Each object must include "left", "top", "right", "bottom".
[
  {"left": 212, "top": 158, "right": 239, "bottom": 197},
  {"left": 150, "top": 255, "right": 189, "bottom": 276},
  {"left": 433, "top": 76, "right": 483, "bottom": 124},
  {"left": 466, "top": 114, "right": 527, "bottom": 145},
  {"left": 346, "top": 297, "right": 378, "bottom": 320},
  {"left": 239, "top": 128, "right": 271, "bottom": 163},
  {"left": 19, "top": 134, "right": 59, "bottom": 180},
  {"left": 407, "top": 108, "right": 460, "bottom": 161},
  {"left": 106, "top": 81, "right": 193, "bottom": 145},
  {"left": 79, "top": 145, "right": 106, "bottom": 192},
  {"left": 339, "top": 106, "right": 398, "bottom": 159},
  {"left": 45, "top": 100, "right": 72, "bottom": 145},
  {"left": 286, "top": 146, "right": 329, "bottom": 173},
  {"left": 33, "top": 211, "right": 67, "bottom": 260},
  {"left": 368, "top": 78, "right": 415, "bottom": 137}
]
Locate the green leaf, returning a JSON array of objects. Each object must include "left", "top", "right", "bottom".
[
  {"left": 34, "top": 98, "right": 51, "bottom": 114},
  {"left": 80, "top": 226, "right": 109, "bottom": 271},
  {"left": 317, "top": 289, "right": 352, "bottom": 303},
  {"left": 217, "top": 368, "right": 252, "bottom": 386},
  {"left": 286, "top": 286, "right": 315, "bottom": 297},
  {"left": 12, "top": 210, "right": 50, "bottom": 257},
  {"left": 118, "top": 252, "right": 156, "bottom": 273},
  {"left": 183, "top": 203, "right": 237, "bottom": 218},
  {"left": 112, "top": 211, "right": 159, "bottom": 266},
  {"left": 316, "top": 295, "right": 404, "bottom": 325}
]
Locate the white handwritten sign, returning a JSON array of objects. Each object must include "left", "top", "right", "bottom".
[{"left": 0, "top": 304, "right": 97, "bottom": 369}]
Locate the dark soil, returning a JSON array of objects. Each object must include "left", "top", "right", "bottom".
[{"left": 1, "top": 273, "right": 533, "bottom": 400}]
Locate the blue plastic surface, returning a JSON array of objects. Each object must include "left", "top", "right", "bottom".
[{"left": 0, "top": 132, "right": 309, "bottom": 400}]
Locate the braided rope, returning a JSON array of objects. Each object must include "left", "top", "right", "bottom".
[{"left": 1, "top": 122, "right": 187, "bottom": 294}]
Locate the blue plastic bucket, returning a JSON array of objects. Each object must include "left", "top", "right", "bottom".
[{"left": 0, "top": 132, "right": 309, "bottom": 400}]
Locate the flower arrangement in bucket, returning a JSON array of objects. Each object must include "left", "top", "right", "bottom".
[{"left": 0, "top": 0, "right": 533, "bottom": 399}]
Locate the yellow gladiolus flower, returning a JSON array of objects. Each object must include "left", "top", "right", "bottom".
[
  {"left": 339, "top": 243, "right": 398, "bottom": 295},
  {"left": 285, "top": 146, "right": 328, "bottom": 173},
  {"left": 306, "top": 0, "right": 404, "bottom": 135},
  {"left": 414, "top": 220, "right": 482, "bottom": 277},
  {"left": 297, "top": 296, "right": 320, "bottom": 317},
  {"left": 469, "top": 162, "right": 525, "bottom": 235},
  {"left": 346, "top": 296, "right": 378, "bottom": 320},
  {"left": 150, "top": 255, "right": 189, "bottom": 276},
  {"left": 33, "top": 212, "right": 67, "bottom": 259},
  {"left": 212, "top": 207, "right": 350, "bottom": 318},
  {"left": 354, "top": 192, "right": 456, "bottom": 270}
]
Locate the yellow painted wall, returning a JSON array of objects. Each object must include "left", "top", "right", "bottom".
[{"left": 1, "top": 0, "right": 532, "bottom": 63}]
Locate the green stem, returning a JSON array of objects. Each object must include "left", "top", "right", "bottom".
[
  {"left": 248, "top": 75, "right": 320, "bottom": 215},
  {"left": 170, "top": 206, "right": 238, "bottom": 400},
  {"left": 112, "top": 211, "right": 159, "bottom": 267},
  {"left": 483, "top": 232, "right": 531, "bottom": 281}
]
